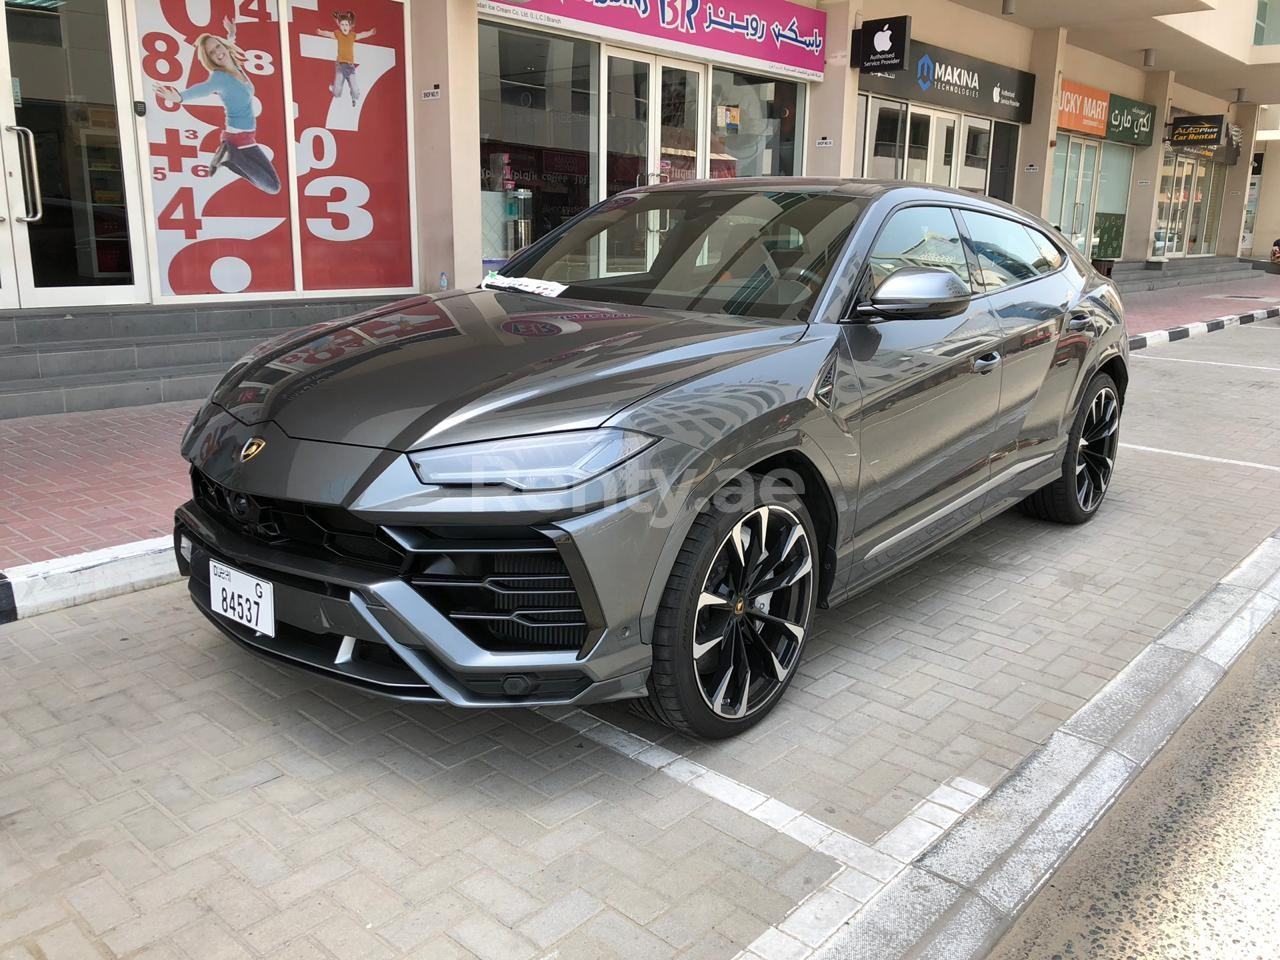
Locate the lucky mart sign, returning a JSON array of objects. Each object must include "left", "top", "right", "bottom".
[
  {"left": 1059, "top": 79, "right": 1109, "bottom": 137},
  {"left": 1059, "top": 80, "right": 1156, "bottom": 147}
]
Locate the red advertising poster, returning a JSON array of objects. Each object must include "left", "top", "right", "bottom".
[
  {"left": 137, "top": 0, "right": 296, "bottom": 295},
  {"left": 287, "top": 0, "right": 413, "bottom": 290}
]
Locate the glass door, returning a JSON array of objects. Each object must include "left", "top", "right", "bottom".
[
  {"left": 604, "top": 51, "right": 705, "bottom": 196},
  {"left": 602, "top": 52, "right": 705, "bottom": 273},
  {"left": 657, "top": 61, "right": 701, "bottom": 185},
  {"left": 605, "top": 54, "right": 651, "bottom": 198},
  {"left": 1053, "top": 136, "right": 1103, "bottom": 256},
  {"left": 0, "top": 0, "right": 149, "bottom": 308},
  {"left": 905, "top": 107, "right": 960, "bottom": 188}
]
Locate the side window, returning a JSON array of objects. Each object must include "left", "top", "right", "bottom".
[
  {"left": 1025, "top": 225, "right": 1065, "bottom": 272},
  {"left": 960, "top": 211, "right": 1053, "bottom": 291},
  {"left": 866, "top": 206, "right": 972, "bottom": 291}
]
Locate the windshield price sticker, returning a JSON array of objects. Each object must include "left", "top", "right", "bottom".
[{"left": 482, "top": 275, "right": 568, "bottom": 298}]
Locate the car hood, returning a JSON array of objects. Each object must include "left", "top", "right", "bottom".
[{"left": 210, "top": 289, "right": 806, "bottom": 451}]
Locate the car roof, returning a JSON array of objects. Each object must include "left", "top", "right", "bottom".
[{"left": 635, "top": 177, "right": 1045, "bottom": 225}]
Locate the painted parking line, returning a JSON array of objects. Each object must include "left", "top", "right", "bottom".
[
  {"left": 538, "top": 705, "right": 987, "bottom": 886},
  {"left": 1131, "top": 354, "right": 1280, "bottom": 372},
  {"left": 795, "top": 530, "right": 1280, "bottom": 960},
  {"left": 1120, "top": 443, "right": 1280, "bottom": 474},
  {"left": 532, "top": 522, "right": 1280, "bottom": 960}
]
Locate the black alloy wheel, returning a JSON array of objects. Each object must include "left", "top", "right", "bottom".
[
  {"left": 1075, "top": 385, "right": 1120, "bottom": 512},
  {"left": 640, "top": 477, "right": 818, "bottom": 738},
  {"left": 693, "top": 504, "right": 812, "bottom": 720}
]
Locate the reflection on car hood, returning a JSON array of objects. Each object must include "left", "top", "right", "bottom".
[{"left": 209, "top": 289, "right": 806, "bottom": 451}]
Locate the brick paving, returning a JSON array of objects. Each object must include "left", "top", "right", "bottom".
[
  {"left": 2, "top": 322, "right": 1280, "bottom": 958},
  {"left": 0, "top": 401, "right": 197, "bottom": 568},
  {"left": 1121, "top": 271, "right": 1280, "bottom": 335}
]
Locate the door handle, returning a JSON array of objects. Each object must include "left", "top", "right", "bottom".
[
  {"left": 6, "top": 126, "right": 42, "bottom": 223},
  {"left": 973, "top": 352, "right": 1002, "bottom": 375},
  {"left": 1067, "top": 312, "right": 1093, "bottom": 333}
]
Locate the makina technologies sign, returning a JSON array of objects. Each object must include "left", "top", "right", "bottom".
[{"left": 859, "top": 39, "right": 1035, "bottom": 125}]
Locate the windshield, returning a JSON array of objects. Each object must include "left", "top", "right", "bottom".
[{"left": 493, "top": 189, "right": 866, "bottom": 322}]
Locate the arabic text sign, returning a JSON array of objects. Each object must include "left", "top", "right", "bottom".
[
  {"left": 1106, "top": 94, "right": 1155, "bottom": 146},
  {"left": 477, "top": 0, "right": 827, "bottom": 80},
  {"left": 1059, "top": 79, "right": 1108, "bottom": 138}
]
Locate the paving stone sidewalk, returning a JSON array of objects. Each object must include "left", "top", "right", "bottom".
[
  {"left": 1120, "top": 270, "right": 1280, "bottom": 335},
  {"left": 2, "top": 323, "right": 1280, "bottom": 958},
  {"left": 0, "top": 401, "right": 197, "bottom": 568}
]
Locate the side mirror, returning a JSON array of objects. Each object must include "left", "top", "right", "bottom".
[{"left": 853, "top": 267, "right": 972, "bottom": 322}]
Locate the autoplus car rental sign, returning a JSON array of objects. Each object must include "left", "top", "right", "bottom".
[{"left": 858, "top": 39, "right": 1035, "bottom": 125}]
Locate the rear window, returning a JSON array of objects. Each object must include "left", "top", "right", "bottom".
[{"left": 960, "top": 210, "right": 1061, "bottom": 291}]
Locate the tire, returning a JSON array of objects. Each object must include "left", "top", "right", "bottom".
[
  {"left": 638, "top": 475, "right": 818, "bottom": 739},
  {"left": 1020, "top": 372, "right": 1121, "bottom": 525}
]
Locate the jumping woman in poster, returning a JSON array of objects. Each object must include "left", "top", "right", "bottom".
[
  {"left": 317, "top": 10, "right": 376, "bottom": 106},
  {"left": 155, "top": 17, "right": 281, "bottom": 195}
]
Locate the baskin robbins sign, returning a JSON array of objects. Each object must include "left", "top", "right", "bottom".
[{"left": 477, "top": 0, "right": 827, "bottom": 80}]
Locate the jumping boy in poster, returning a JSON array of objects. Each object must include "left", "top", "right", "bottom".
[
  {"left": 317, "top": 10, "right": 376, "bottom": 106},
  {"left": 155, "top": 17, "right": 281, "bottom": 195}
]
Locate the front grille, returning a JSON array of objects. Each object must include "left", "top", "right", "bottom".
[
  {"left": 191, "top": 469, "right": 405, "bottom": 569},
  {"left": 403, "top": 532, "right": 591, "bottom": 652},
  {"left": 191, "top": 471, "right": 596, "bottom": 654}
]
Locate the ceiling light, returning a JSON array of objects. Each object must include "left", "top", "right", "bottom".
[
  {"left": 1002, "top": 0, "right": 1016, "bottom": 14},
  {"left": 1143, "top": 48, "right": 1156, "bottom": 68}
]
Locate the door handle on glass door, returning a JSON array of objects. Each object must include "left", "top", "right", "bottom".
[
  {"left": 5, "top": 126, "right": 42, "bottom": 223},
  {"left": 973, "top": 352, "right": 1002, "bottom": 375}
]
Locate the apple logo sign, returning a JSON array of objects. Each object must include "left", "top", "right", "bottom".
[
  {"left": 874, "top": 26, "right": 893, "bottom": 53},
  {"left": 992, "top": 82, "right": 1002, "bottom": 104}
]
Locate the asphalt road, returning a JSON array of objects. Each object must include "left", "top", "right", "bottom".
[{"left": 988, "top": 615, "right": 1280, "bottom": 960}]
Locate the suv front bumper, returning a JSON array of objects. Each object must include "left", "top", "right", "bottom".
[{"left": 175, "top": 498, "right": 659, "bottom": 708}]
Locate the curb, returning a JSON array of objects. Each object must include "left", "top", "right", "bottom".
[
  {"left": 1128, "top": 305, "right": 1280, "bottom": 350},
  {"left": 811, "top": 528, "right": 1280, "bottom": 960},
  {"left": 0, "top": 536, "right": 180, "bottom": 625}
]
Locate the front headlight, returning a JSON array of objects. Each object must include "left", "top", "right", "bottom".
[{"left": 408, "top": 429, "right": 657, "bottom": 492}]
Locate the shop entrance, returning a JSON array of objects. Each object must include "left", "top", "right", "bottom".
[
  {"left": 1051, "top": 136, "right": 1101, "bottom": 256},
  {"left": 604, "top": 51, "right": 707, "bottom": 197},
  {"left": 1154, "top": 152, "right": 1228, "bottom": 257},
  {"left": 0, "top": 0, "right": 148, "bottom": 309}
]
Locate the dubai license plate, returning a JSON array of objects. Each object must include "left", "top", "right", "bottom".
[{"left": 208, "top": 559, "right": 275, "bottom": 637}]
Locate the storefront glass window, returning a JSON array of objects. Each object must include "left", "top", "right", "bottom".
[
  {"left": 958, "top": 117, "right": 990, "bottom": 193},
  {"left": 1198, "top": 162, "right": 1228, "bottom": 255},
  {"left": 867, "top": 98, "right": 905, "bottom": 179},
  {"left": 1048, "top": 139, "right": 1070, "bottom": 230},
  {"left": 6, "top": 0, "right": 133, "bottom": 288},
  {"left": 710, "top": 69, "right": 803, "bottom": 178},
  {"left": 854, "top": 94, "right": 868, "bottom": 177},
  {"left": 1187, "top": 159, "right": 1212, "bottom": 254},
  {"left": 905, "top": 111, "right": 929, "bottom": 183},
  {"left": 1094, "top": 143, "right": 1133, "bottom": 259},
  {"left": 479, "top": 22, "right": 599, "bottom": 267},
  {"left": 606, "top": 56, "right": 650, "bottom": 197}
]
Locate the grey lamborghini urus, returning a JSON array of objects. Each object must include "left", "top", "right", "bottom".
[{"left": 175, "top": 179, "right": 1128, "bottom": 738}]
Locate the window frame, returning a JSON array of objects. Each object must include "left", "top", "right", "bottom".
[
  {"left": 843, "top": 198, "right": 1072, "bottom": 316},
  {"left": 956, "top": 208, "right": 1067, "bottom": 294}
]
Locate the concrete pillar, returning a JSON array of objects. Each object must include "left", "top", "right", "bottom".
[
  {"left": 806, "top": 0, "right": 863, "bottom": 178},
  {"left": 1013, "top": 27, "right": 1065, "bottom": 217},
  {"left": 1216, "top": 101, "right": 1260, "bottom": 257},
  {"left": 1122, "top": 70, "right": 1175, "bottom": 262},
  {"left": 410, "top": 0, "right": 482, "bottom": 291}
]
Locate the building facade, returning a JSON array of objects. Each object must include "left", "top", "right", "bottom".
[{"left": 2, "top": 0, "right": 1280, "bottom": 333}]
